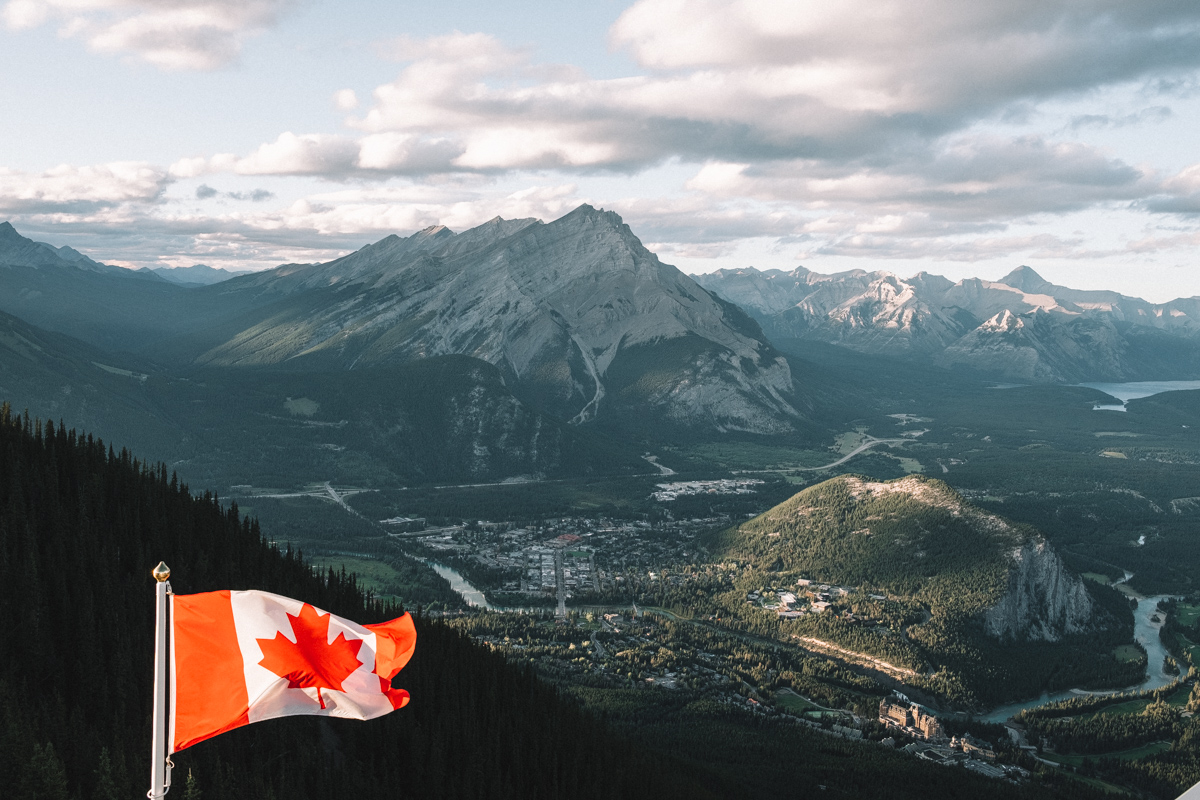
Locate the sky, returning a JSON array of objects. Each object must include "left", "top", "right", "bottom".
[{"left": 4, "top": 0, "right": 1200, "bottom": 301}]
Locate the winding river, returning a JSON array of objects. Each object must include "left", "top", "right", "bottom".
[
  {"left": 424, "top": 560, "right": 495, "bottom": 610},
  {"left": 982, "top": 591, "right": 1176, "bottom": 723},
  {"left": 424, "top": 557, "right": 1176, "bottom": 724}
]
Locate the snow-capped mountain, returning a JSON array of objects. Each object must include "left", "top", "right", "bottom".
[
  {"left": 696, "top": 265, "right": 1200, "bottom": 382},
  {"left": 198, "top": 205, "right": 801, "bottom": 433}
]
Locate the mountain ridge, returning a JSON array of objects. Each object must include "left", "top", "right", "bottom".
[
  {"left": 187, "top": 205, "right": 806, "bottom": 433},
  {"left": 696, "top": 264, "right": 1200, "bottom": 382},
  {"left": 0, "top": 211, "right": 806, "bottom": 435}
]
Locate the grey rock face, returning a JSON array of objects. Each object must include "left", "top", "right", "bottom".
[
  {"left": 200, "top": 205, "right": 802, "bottom": 432},
  {"left": 936, "top": 308, "right": 1131, "bottom": 382},
  {"left": 984, "top": 539, "right": 1094, "bottom": 642},
  {"left": 0, "top": 222, "right": 117, "bottom": 273},
  {"left": 697, "top": 264, "right": 1200, "bottom": 382}
]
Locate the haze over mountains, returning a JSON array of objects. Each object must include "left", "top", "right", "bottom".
[
  {"left": 148, "top": 264, "right": 252, "bottom": 286},
  {"left": 5, "top": 204, "right": 1200, "bottom": 468},
  {"left": 0, "top": 206, "right": 801, "bottom": 436},
  {"left": 696, "top": 265, "right": 1200, "bottom": 383}
]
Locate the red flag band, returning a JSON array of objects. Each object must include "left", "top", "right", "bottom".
[{"left": 169, "top": 590, "right": 415, "bottom": 752}]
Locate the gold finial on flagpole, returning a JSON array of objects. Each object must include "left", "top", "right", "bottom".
[{"left": 153, "top": 562, "right": 171, "bottom": 582}]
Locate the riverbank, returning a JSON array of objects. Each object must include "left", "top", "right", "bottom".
[{"left": 983, "top": 593, "right": 1175, "bottom": 723}]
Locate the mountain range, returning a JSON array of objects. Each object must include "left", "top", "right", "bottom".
[
  {"left": 7, "top": 206, "right": 1200, "bottom": 477},
  {"left": 146, "top": 263, "right": 251, "bottom": 286},
  {"left": 0, "top": 208, "right": 802, "bottom": 436},
  {"left": 695, "top": 265, "right": 1200, "bottom": 382}
]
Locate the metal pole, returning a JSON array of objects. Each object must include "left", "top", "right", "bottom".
[{"left": 149, "top": 562, "right": 172, "bottom": 799}]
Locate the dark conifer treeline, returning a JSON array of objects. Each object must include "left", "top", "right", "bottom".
[{"left": 0, "top": 404, "right": 719, "bottom": 800}]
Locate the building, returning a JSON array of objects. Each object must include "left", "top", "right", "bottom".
[
  {"left": 879, "top": 699, "right": 946, "bottom": 743},
  {"left": 954, "top": 734, "right": 997, "bottom": 761},
  {"left": 880, "top": 699, "right": 911, "bottom": 728},
  {"left": 916, "top": 708, "right": 945, "bottom": 742}
]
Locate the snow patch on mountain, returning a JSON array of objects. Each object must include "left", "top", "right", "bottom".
[{"left": 697, "top": 265, "right": 1200, "bottom": 382}]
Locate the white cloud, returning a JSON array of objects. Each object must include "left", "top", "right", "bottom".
[
  {"left": 333, "top": 89, "right": 359, "bottom": 111},
  {"left": 0, "top": 162, "right": 169, "bottom": 213},
  {"left": 332, "top": 3, "right": 1200, "bottom": 174},
  {"left": 684, "top": 135, "right": 1155, "bottom": 222},
  {"left": 170, "top": 132, "right": 464, "bottom": 178},
  {"left": 232, "top": 132, "right": 360, "bottom": 176},
  {"left": 10, "top": 1, "right": 1200, "bottom": 278},
  {"left": 2, "top": 0, "right": 297, "bottom": 70}
]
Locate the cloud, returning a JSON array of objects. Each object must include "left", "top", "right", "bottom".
[
  {"left": 10, "top": 1, "right": 1200, "bottom": 274},
  {"left": 171, "top": 131, "right": 466, "bottom": 179},
  {"left": 195, "top": 184, "right": 274, "bottom": 202},
  {"left": 2, "top": 0, "right": 297, "bottom": 70},
  {"left": 333, "top": 89, "right": 359, "bottom": 111},
  {"left": 1068, "top": 105, "right": 1173, "bottom": 130},
  {"left": 1138, "top": 162, "right": 1200, "bottom": 214},
  {"left": 329, "top": 3, "right": 1200, "bottom": 173},
  {"left": 0, "top": 162, "right": 169, "bottom": 214},
  {"left": 685, "top": 135, "right": 1156, "bottom": 222},
  {"left": 1, "top": 174, "right": 589, "bottom": 273}
]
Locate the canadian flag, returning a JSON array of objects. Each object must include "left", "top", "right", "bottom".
[{"left": 169, "top": 590, "right": 416, "bottom": 752}]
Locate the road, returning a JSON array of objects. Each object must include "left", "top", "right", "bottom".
[
  {"left": 642, "top": 454, "right": 677, "bottom": 476},
  {"left": 736, "top": 436, "right": 909, "bottom": 475},
  {"left": 793, "top": 437, "right": 909, "bottom": 471},
  {"left": 554, "top": 548, "right": 567, "bottom": 618},
  {"left": 633, "top": 605, "right": 923, "bottom": 685}
]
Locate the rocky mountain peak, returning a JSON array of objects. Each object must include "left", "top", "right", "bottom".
[
  {"left": 0, "top": 221, "right": 111, "bottom": 273},
  {"left": 186, "top": 205, "right": 802, "bottom": 433},
  {"left": 981, "top": 309, "right": 1023, "bottom": 332},
  {"left": 999, "top": 265, "right": 1053, "bottom": 294}
]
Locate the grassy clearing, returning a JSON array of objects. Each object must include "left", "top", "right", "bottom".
[
  {"left": 833, "top": 430, "right": 869, "bottom": 455},
  {"left": 1079, "top": 698, "right": 1151, "bottom": 720},
  {"left": 1176, "top": 602, "right": 1200, "bottom": 627},
  {"left": 1076, "top": 685, "right": 1190, "bottom": 722},
  {"left": 1173, "top": 631, "right": 1200, "bottom": 666},
  {"left": 774, "top": 690, "right": 820, "bottom": 713},
  {"left": 1166, "top": 683, "right": 1192, "bottom": 708},
  {"left": 309, "top": 555, "right": 401, "bottom": 594},
  {"left": 1044, "top": 740, "right": 1172, "bottom": 767},
  {"left": 1112, "top": 644, "right": 1144, "bottom": 663}
]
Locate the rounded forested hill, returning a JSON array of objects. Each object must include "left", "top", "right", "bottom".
[
  {"left": 705, "top": 474, "right": 1140, "bottom": 707},
  {"left": 710, "top": 474, "right": 1026, "bottom": 614}
]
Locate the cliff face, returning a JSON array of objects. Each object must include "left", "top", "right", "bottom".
[
  {"left": 195, "top": 205, "right": 803, "bottom": 433},
  {"left": 983, "top": 539, "right": 1094, "bottom": 641}
]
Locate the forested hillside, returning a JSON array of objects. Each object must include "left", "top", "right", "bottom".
[
  {"left": 0, "top": 404, "right": 714, "bottom": 800},
  {"left": 0, "top": 405, "right": 1134, "bottom": 799},
  {"left": 705, "top": 475, "right": 1139, "bottom": 706}
]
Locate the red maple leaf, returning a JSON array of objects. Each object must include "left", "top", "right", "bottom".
[{"left": 257, "top": 603, "right": 364, "bottom": 708}]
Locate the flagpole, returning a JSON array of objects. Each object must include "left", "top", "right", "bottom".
[{"left": 149, "top": 562, "right": 172, "bottom": 799}]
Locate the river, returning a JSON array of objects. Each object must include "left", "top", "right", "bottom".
[
  {"left": 982, "top": 591, "right": 1176, "bottom": 723},
  {"left": 1077, "top": 380, "right": 1200, "bottom": 411},
  {"left": 424, "top": 560, "right": 495, "bottom": 610},
  {"left": 426, "top": 557, "right": 1177, "bottom": 722}
]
